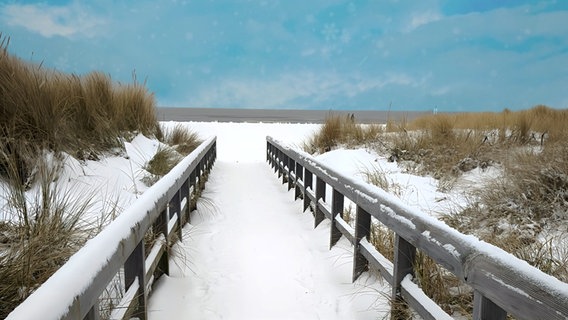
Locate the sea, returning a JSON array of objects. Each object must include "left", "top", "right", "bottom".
[{"left": 156, "top": 107, "right": 429, "bottom": 124}]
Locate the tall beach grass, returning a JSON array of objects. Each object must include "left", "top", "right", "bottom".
[
  {"left": 306, "top": 105, "right": 568, "bottom": 316},
  {"left": 0, "top": 34, "right": 165, "bottom": 317}
]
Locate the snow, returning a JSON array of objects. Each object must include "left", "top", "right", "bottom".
[
  {"left": 3, "top": 121, "right": 568, "bottom": 319},
  {"left": 5, "top": 137, "right": 216, "bottom": 320},
  {"left": 147, "top": 122, "right": 390, "bottom": 319},
  {"left": 148, "top": 161, "right": 389, "bottom": 319}
]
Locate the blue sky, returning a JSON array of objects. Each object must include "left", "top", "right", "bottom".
[{"left": 1, "top": 0, "right": 567, "bottom": 111}]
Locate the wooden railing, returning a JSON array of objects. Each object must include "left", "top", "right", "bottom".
[
  {"left": 7, "top": 137, "right": 216, "bottom": 320},
  {"left": 267, "top": 136, "right": 568, "bottom": 320}
]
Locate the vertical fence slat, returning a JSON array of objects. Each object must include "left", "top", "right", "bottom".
[
  {"left": 170, "top": 190, "right": 182, "bottom": 241},
  {"left": 352, "top": 205, "right": 371, "bottom": 282},
  {"left": 295, "top": 162, "right": 303, "bottom": 200},
  {"left": 271, "top": 145, "right": 277, "bottom": 172},
  {"left": 391, "top": 234, "right": 417, "bottom": 319},
  {"left": 314, "top": 177, "right": 326, "bottom": 228},
  {"left": 277, "top": 150, "right": 283, "bottom": 178},
  {"left": 473, "top": 291, "right": 507, "bottom": 320},
  {"left": 153, "top": 208, "right": 170, "bottom": 277},
  {"left": 281, "top": 154, "right": 288, "bottom": 185},
  {"left": 83, "top": 301, "right": 100, "bottom": 320},
  {"left": 287, "top": 158, "right": 295, "bottom": 191},
  {"left": 124, "top": 241, "right": 147, "bottom": 320},
  {"left": 329, "top": 189, "right": 344, "bottom": 249},
  {"left": 181, "top": 179, "right": 190, "bottom": 225},
  {"left": 303, "top": 169, "right": 313, "bottom": 212},
  {"left": 189, "top": 169, "right": 197, "bottom": 212}
]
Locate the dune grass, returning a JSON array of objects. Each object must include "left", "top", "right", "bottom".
[
  {"left": 142, "top": 124, "right": 202, "bottom": 187},
  {"left": 302, "top": 113, "right": 382, "bottom": 154},
  {"left": 306, "top": 105, "right": 568, "bottom": 315},
  {"left": 0, "top": 34, "right": 166, "bottom": 317},
  {"left": 0, "top": 34, "right": 159, "bottom": 185}
]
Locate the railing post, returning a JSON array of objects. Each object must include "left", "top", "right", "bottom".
[
  {"left": 124, "top": 241, "right": 147, "bottom": 320},
  {"left": 473, "top": 291, "right": 507, "bottom": 320},
  {"left": 271, "top": 144, "right": 277, "bottom": 172},
  {"left": 391, "top": 234, "right": 416, "bottom": 319},
  {"left": 287, "top": 157, "right": 295, "bottom": 191},
  {"left": 153, "top": 208, "right": 170, "bottom": 277},
  {"left": 329, "top": 189, "right": 344, "bottom": 249},
  {"left": 352, "top": 205, "right": 371, "bottom": 282},
  {"left": 169, "top": 190, "right": 182, "bottom": 241},
  {"left": 84, "top": 301, "right": 100, "bottom": 320},
  {"left": 189, "top": 169, "right": 197, "bottom": 211},
  {"left": 277, "top": 150, "right": 284, "bottom": 178},
  {"left": 294, "top": 162, "right": 303, "bottom": 200},
  {"left": 180, "top": 179, "right": 190, "bottom": 225},
  {"left": 303, "top": 169, "right": 313, "bottom": 212},
  {"left": 281, "top": 154, "right": 289, "bottom": 185},
  {"left": 314, "top": 177, "right": 326, "bottom": 228}
]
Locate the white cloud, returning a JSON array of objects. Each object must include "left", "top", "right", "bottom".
[
  {"left": 185, "top": 71, "right": 424, "bottom": 108},
  {"left": 1, "top": 3, "right": 105, "bottom": 38},
  {"left": 404, "top": 10, "right": 441, "bottom": 32}
]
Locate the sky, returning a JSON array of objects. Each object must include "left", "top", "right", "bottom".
[{"left": 1, "top": 0, "right": 567, "bottom": 112}]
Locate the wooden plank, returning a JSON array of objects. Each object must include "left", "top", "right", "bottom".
[
  {"left": 109, "top": 279, "right": 139, "bottom": 320},
  {"left": 352, "top": 205, "right": 371, "bottom": 282},
  {"left": 287, "top": 157, "right": 295, "bottom": 191},
  {"left": 467, "top": 262, "right": 564, "bottom": 320},
  {"left": 473, "top": 290, "right": 507, "bottom": 320},
  {"left": 329, "top": 189, "right": 344, "bottom": 249},
  {"left": 180, "top": 179, "right": 190, "bottom": 225},
  {"left": 359, "top": 238, "right": 393, "bottom": 284},
  {"left": 303, "top": 169, "right": 313, "bottom": 212},
  {"left": 83, "top": 301, "right": 100, "bottom": 320},
  {"left": 390, "top": 235, "right": 416, "bottom": 320},
  {"left": 167, "top": 214, "right": 179, "bottom": 239},
  {"left": 170, "top": 190, "right": 182, "bottom": 241},
  {"left": 294, "top": 162, "right": 303, "bottom": 200},
  {"left": 314, "top": 177, "right": 326, "bottom": 228},
  {"left": 400, "top": 275, "right": 453, "bottom": 320},
  {"left": 334, "top": 217, "right": 355, "bottom": 245},
  {"left": 124, "top": 241, "right": 147, "bottom": 320},
  {"left": 392, "top": 235, "right": 416, "bottom": 298},
  {"left": 145, "top": 235, "right": 166, "bottom": 282},
  {"left": 152, "top": 208, "right": 169, "bottom": 278},
  {"left": 317, "top": 198, "right": 331, "bottom": 220}
]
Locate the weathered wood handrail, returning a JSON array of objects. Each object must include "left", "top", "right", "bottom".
[
  {"left": 7, "top": 136, "right": 217, "bottom": 320},
  {"left": 267, "top": 136, "right": 568, "bottom": 320}
]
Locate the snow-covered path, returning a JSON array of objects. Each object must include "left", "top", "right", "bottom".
[
  {"left": 147, "top": 159, "right": 388, "bottom": 319},
  {"left": 145, "top": 121, "right": 389, "bottom": 319}
]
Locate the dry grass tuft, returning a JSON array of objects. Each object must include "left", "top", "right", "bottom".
[
  {"left": 0, "top": 34, "right": 159, "bottom": 184},
  {"left": 303, "top": 113, "right": 382, "bottom": 154},
  {"left": 160, "top": 124, "right": 202, "bottom": 156},
  {"left": 0, "top": 157, "right": 102, "bottom": 318},
  {"left": 142, "top": 146, "right": 182, "bottom": 186}
]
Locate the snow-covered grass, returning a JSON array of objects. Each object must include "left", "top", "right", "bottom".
[{"left": 302, "top": 109, "right": 568, "bottom": 314}]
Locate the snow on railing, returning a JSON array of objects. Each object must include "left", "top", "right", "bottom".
[
  {"left": 7, "top": 137, "right": 217, "bottom": 320},
  {"left": 267, "top": 136, "right": 568, "bottom": 320}
]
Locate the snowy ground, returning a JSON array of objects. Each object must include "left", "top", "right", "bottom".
[
  {"left": 146, "top": 121, "right": 493, "bottom": 319},
  {"left": 2, "top": 121, "right": 502, "bottom": 319},
  {"left": 147, "top": 122, "right": 391, "bottom": 319}
]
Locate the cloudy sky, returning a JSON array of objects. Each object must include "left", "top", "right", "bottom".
[{"left": 1, "top": 0, "right": 567, "bottom": 111}]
